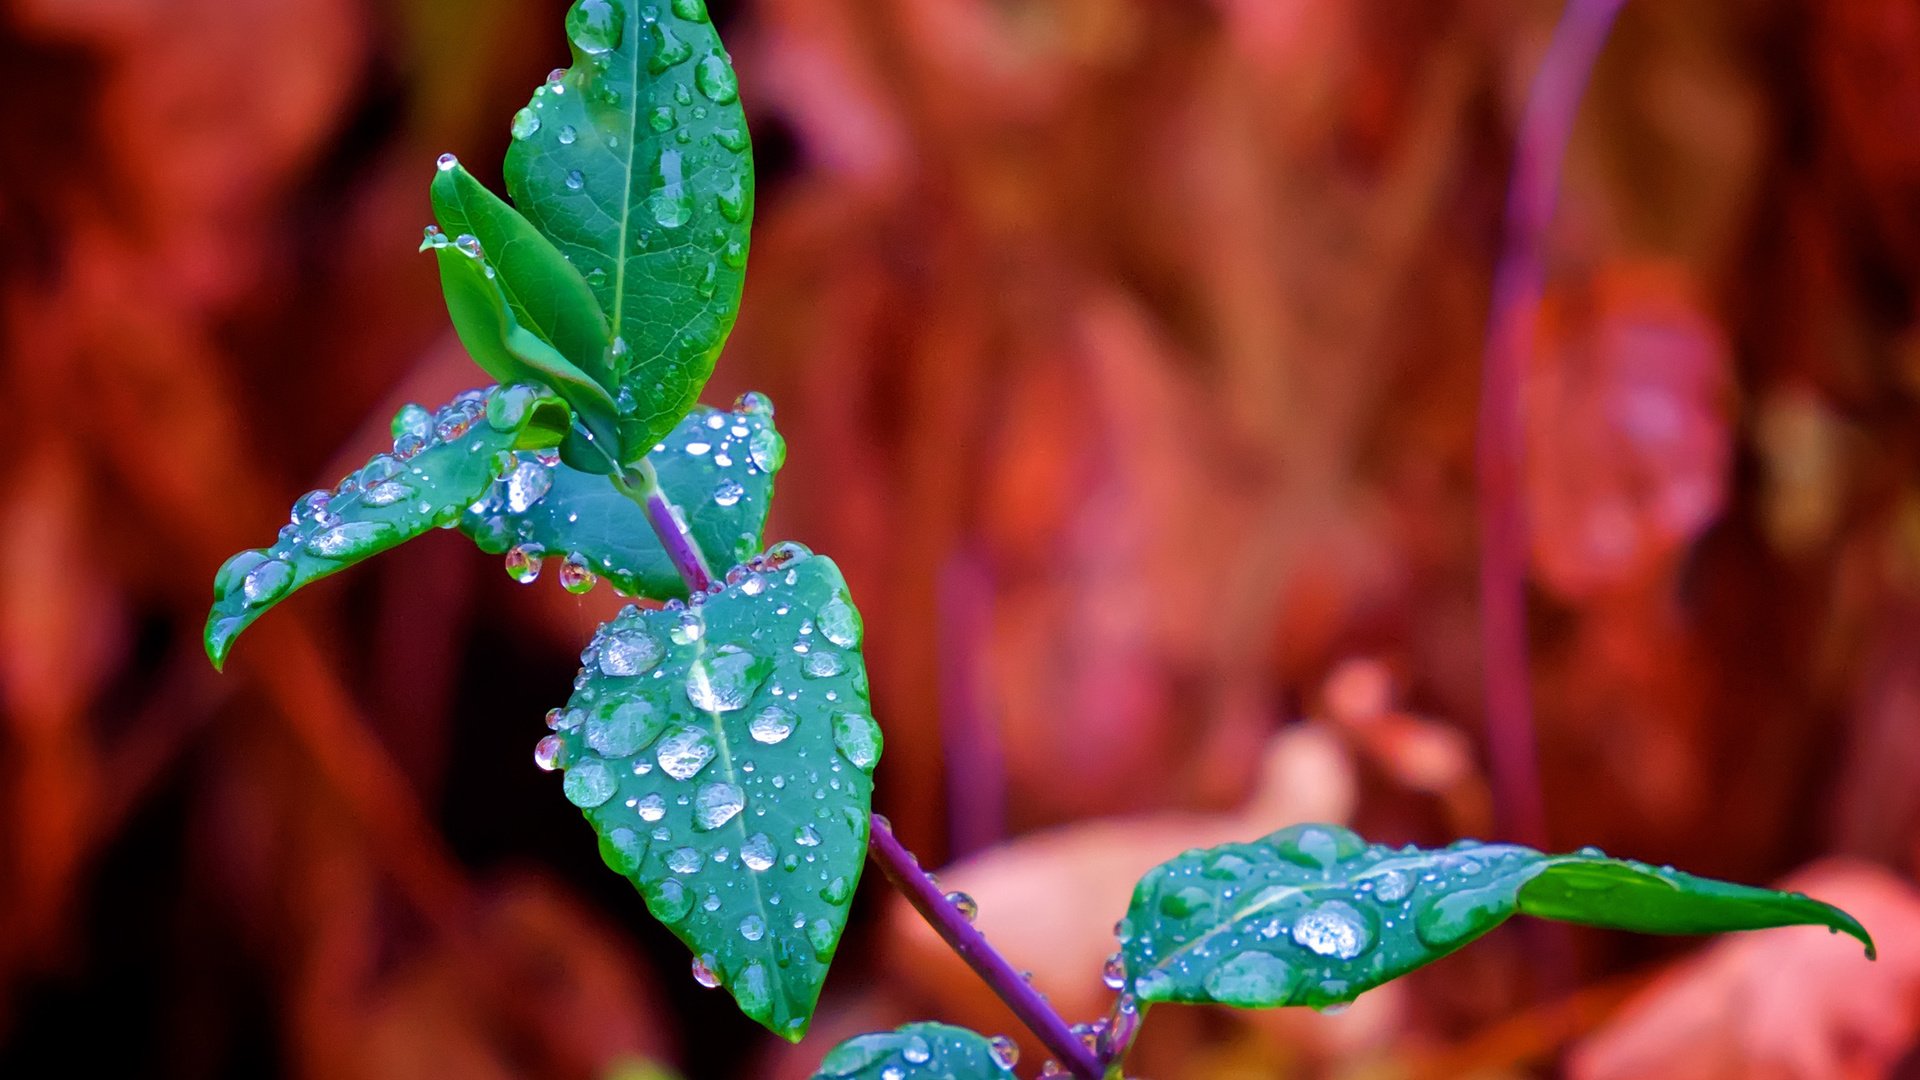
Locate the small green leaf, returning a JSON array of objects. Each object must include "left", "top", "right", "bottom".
[
  {"left": 542, "top": 545, "right": 877, "bottom": 1040},
  {"left": 811, "top": 1023, "right": 1016, "bottom": 1079},
  {"left": 1117, "top": 824, "right": 1875, "bottom": 1011},
  {"left": 462, "top": 393, "right": 783, "bottom": 599},
  {"left": 205, "top": 386, "right": 566, "bottom": 669},
  {"left": 425, "top": 222, "right": 626, "bottom": 472},
  {"left": 504, "top": 0, "right": 754, "bottom": 457}
]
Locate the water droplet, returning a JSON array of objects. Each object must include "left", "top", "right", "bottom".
[
  {"left": 820, "top": 876, "right": 852, "bottom": 904},
  {"left": 635, "top": 793, "right": 667, "bottom": 822},
  {"left": 741, "top": 832, "right": 775, "bottom": 870},
  {"left": 360, "top": 479, "right": 413, "bottom": 508},
  {"left": 533, "top": 734, "right": 565, "bottom": 771},
  {"left": 816, "top": 594, "right": 862, "bottom": 648},
  {"left": 598, "top": 627, "right": 663, "bottom": 676},
  {"left": 901, "top": 1035, "right": 932, "bottom": 1065},
  {"left": 510, "top": 108, "right": 541, "bottom": 140},
  {"left": 648, "top": 105, "right": 676, "bottom": 133},
  {"left": 738, "top": 913, "right": 767, "bottom": 942},
  {"left": 668, "top": 610, "right": 703, "bottom": 645},
  {"left": 559, "top": 552, "right": 597, "bottom": 594},
  {"left": 1102, "top": 952, "right": 1127, "bottom": 990},
  {"left": 668, "top": 847, "right": 704, "bottom": 875},
  {"left": 712, "top": 478, "right": 744, "bottom": 507},
  {"left": 565, "top": 169, "right": 584, "bottom": 191},
  {"left": 649, "top": 149, "right": 693, "bottom": 228},
  {"left": 946, "top": 891, "right": 978, "bottom": 922},
  {"left": 565, "top": 0, "right": 624, "bottom": 55},
  {"left": 600, "top": 826, "right": 644, "bottom": 875},
  {"left": 436, "top": 152, "right": 458, "bottom": 172},
  {"left": 1204, "top": 951, "right": 1293, "bottom": 1007},
  {"left": 558, "top": 124, "right": 577, "bottom": 145},
  {"left": 684, "top": 441, "right": 711, "bottom": 457},
  {"left": 831, "top": 711, "right": 881, "bottom": 772},
  {"left": 693, "top": 781, "right": 744, "bottom": 830},
  {"left": 239, "top": 558, "right": 294, "bottom": 606},
  {"left": 748, "top": 705, "right": 796, "bottom": 744},
  {"left": 803, "top": 650, "right": 847, "bottom": 679},
  {"left": 670, "top": 0, "right": 709, "bottom": 20},
  {"left": 686, "top": 645, "right": 772, "bottom": 712},
  {"left": 713, "top": 126, "right": 749, "bottom": 153},
  {"left": 562, "top": 758, "right": 616, "bottom": 808},
  {"left": 644, "top": 877, "right": 692, "bottom": 921},
  {"left": 656, "top": 725, "right": 716, "bottom": 781},
  {"left": 988, "top": 1035, "right": 1019, "bottom": 1068},
  {"left": 504, "top": 544, "right": 545, "bottom": 583},
  {"left": 585, "top": 701, "right": 660, "bottom": 757},
  {"left": 695, "top": 53, "right": 739, "bottom": 104},
  {"left": 1291, "top": 901, "right": 1372, "bottom": 960},
  {"left": 690, "top": 953, "right": 721, "bottom": 987},
  {"left": 1373, "top": 868, "right": 1412, "bottom": 902},
  {"left": 309, "top": 520, "right": 397, "bottom": 560},
  {"left": 794, "top": 823, "right": 822, "bottom": 847},
  {"left": 1159, "top": 886, "right": 1212, "bottom": 919},
  {"left": 390, "top": 403, "right": 431, "bottom": 442},
  {"left": 648, "top": 21, "right": 692, "bottom": 72}
]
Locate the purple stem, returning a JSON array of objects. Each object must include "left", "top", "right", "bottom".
[
  {"left": 620, "top": 462, "right": 715, "bottom": 593},
  {"left": 1477, "top": 0, "right": 1629, "bottom": 849},
  {"left": 868, "top": 815, "right": 1106, "bottom": 1080}
]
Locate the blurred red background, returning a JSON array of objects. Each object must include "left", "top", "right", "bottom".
[{"left": 3, "top": 0, "right": 1920, "bottom": 1076}]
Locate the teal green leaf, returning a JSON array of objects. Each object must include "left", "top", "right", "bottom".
[
  {"left": 462, "top": 392, "right": 783, "bottom": 599},
  {"left": 503, "top": 0, "right": 754, "bottom": 457},
  {"left": 425, "top": 222, "right": 625, "bottom": 472},
  {"left": 206, "top": 386, "right": 568, "bottom": 669},
  {"left": 542, "top": 545, "right": 877, "bottom": 1040},
  {"left": 1117, "top": 824, "right": 1875, "bottom": 1011},
  {"left": 811, "top": 1023, "right": 1016, "bottom": 1080}
]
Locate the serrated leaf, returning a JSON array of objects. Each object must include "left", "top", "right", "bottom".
[
  {"left": 205, "top": 386, "right": 566, "bottom": 669},
  {"left": 811, "top": 1023, "right": 1016, "bottom": 1080},
  {"left": 1117, "top": 824, "right": 1875, "bottom": 1011},
  {"left": 426, "top": 225, "right": 626, "bottom": 472},
  {"left": 503, "top": 0, "right": 754, "bottom": 457},
  {"left": 462, "top": 394, "right": 783, "bottom": 599},
  {"left": 542, "top": 545, "right": 877, "bottom": 1040}
]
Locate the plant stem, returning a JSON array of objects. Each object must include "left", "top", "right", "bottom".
[
  {"left": 1477, "top": 0, "right": 1628, "bottom": 850},
  {"left": 615, "top": 459, "right": 715, "bottom": 593},
  {"left": 867, "top": 814, "right": 1106, "bottom": 1080}
]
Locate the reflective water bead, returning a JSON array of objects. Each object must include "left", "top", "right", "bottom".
[
  {"left": 712, "top": 478, "right": 744, "bottom": 507},
  {"left": 309, "top": 520, "right": 396, "bottom": 560},
  {"left": 686, "top": 645, "right": 771, "bottom": 712},
  {"left": 692, "top": 781, "right": 744, "bottom": 830},
  {"left": 557, "top": 124, "right": 577, "bottom": 145},
  {"left": 558, "top": 552, "right": 596, "bottom": 595},
  {"left": 667, "top": 847, "right": 703, "bottom": 875},
  {"left": 816, "top": 594, "right": 862, "bottom": 648},
  {"left": 240, "top": 558, "right": 294, "bottom": 606},
  {"left": 598, "top": 627, "right": 662, "bottom": 677},
  {"left": 533, "top": 734, "right": 564, "bottom": 771},
  {"left": 690, "top": 953, "right": 721, "bottom": 988},
  {"left": 504, "top": 544, "right": 544, "bottom": 583},
  {"left": 1291, "top": 901, "right": 1372, "bottom": 960},
  {"left": 635, "top": 793, "right": 667, "bottom": 821},
  {"left": 738, "top": 914, "right": 766, "bottom": 942},
  {"left": 436, "top": 152, "right": 458, "bottom": 171},
  {"left": 563, "top": 759, "right": 616, "bottom": 808},
  {"left": 656, "top": 725, "right": 717, "bottom": 780},
  {"left": 1102, "top": 952, "right": 1127, "bottom": 990},
  {"left": 946, "top": 891, "right": 978, "bottom": 922},
  {"left": 748, "top": 705, "right": 796, "bottom": 744},
  {"left": 741, "top": 832, "right": 776, "bottom": 870},
  {"left": 988, "top": 1035, "right": 1018, "bottom": 1069},
  {"left": 504, "top": 459, "right": 552, "bottom": 512},
  {"left": 510, "top": 107, "right": 540, "bottom": 140}
]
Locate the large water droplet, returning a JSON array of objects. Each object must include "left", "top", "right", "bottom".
[
  {"left": 1102, "top": 952, "right": 1127, "bottom": 990},
  {"left": 557, "top": 124, "right": 577, "bottom": 145},
  {"left": 502, "top": 459, "right": 552, "bottom": 512},
  {"left": 668, "top": 847, "right": 704, "bottom": 875},
  {"left": 715, "top": 174, "right": 749, "bottom": 222},
  {"left": 1204, "top": 951, "right": 1293, "bottom": 1007},
  {"left": 695, "top": 53, "right": 739, "bottom": 104},
  {"left": 309, "top": 520, "right": 398, "bottom": 560},
  {"left": 816, "top": 594, "right": 862, "bottom": 648},
  {"left": 598, "top": 627, "right": 662, "bottom": 676},
  {"left": 565, "top": 0, "right": 624, "bottom": 55},
  {"left": 240, "top": 558, "right": 294, "bottom": 606},
  {"left": 533, "top": 734, "right": 565, "bottom": 771},
  {"left": 360, "top": 479, "right": 413, "bottom": 507},
  {"left": 636, "top": 792, "right": 667, "bottom": 821},
  {"left": 585, "top": 700, "right": 660, "bottom": 757},
  {"left": 738, "top": 913, "right": 766, "bottom": 942},
  {"left": 649, "top": 149, "right": 693, "bottom": 229},
  {"left": 1291, "top": 901, "right": 1372, "bottom": 960},
  {"left": 988, "top": 1035, "right": 1019, "bottom": 1069},
  {"left": 712, "top": 478, "right": 744, "bottom": 507},
  {"left": 656, "top": 725, "right": 717, "bottom": 780},
  {"left": 741, "top": 831, "right": 775, "bottom": 870},
  {"left": 748, "top": 705, "right": 796, "bottom": 744},
  {"left": 645, "top": 877, "right": 692, "bottom": 921},
  {"left": 436, "top": 152, "right": 458, "bottom": 172},
  {"left": 558, "top": 552, "right": 597, "bottom": 595},
  {"left": 504, "top": 544, "right": 544, "bottom": 583},
  {"left": 1372, "top": 868, "right": 1412, "bottom": 903},
  {"left": 686, "top": 645, "right": 771, "bottom": 712},
  {"left": 510, "top": 108, "right": 541, "bottom": 140},
  {"left": 391, "top": 403, "right": 431, "bottom": 442},
  {"left": 831, "top": 711, "right": 881, "bottom": 772},
  {"left": 693, "top": 781, "right": 744, "bottom": 830},
  {"left": 946, "top": 891, "right": 978, "bottom": 922},
  {"left": 803, "top": 650, "right": 847, "bottom": 679},
  {"left": 563, "top": 758, "right": 617, "bottom": 807}
]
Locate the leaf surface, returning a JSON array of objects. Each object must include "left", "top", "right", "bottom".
[
  {"left": 1117, "top": 824, "right": 1874, "bottom": 1011},
  {"left": 503, "top": 0, "right": 754, "bottom": 458},
  {"left": 544, "top": 545, "right": 877, "bottom": 1040},
  {"left": 462, "top": 394, "right": 783, "bottom": 599},
  {"left": 810, "top": 1023, "right": 1015, "bottom": 1079},
  {"left": 206, "top": 386, "right": 567, "bottom": 668}
]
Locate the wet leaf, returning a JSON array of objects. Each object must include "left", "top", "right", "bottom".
[
  {"left": 205, "top": 385, "right": 568, "bottom": 669},
  {"left": 1117, "top": 824, "right": 1873, "bottom": 1011},
  {"left": 544, "top": 545, "right": 877, "bottom": 1040},
  {"left": 424, "top": 221, "right": 626, "bottom": 472},
  {"left": 504, "top": 0, "right": 754, "bottom": 458},
  {"left": 429, "top": 157, "right": 626, "bottom": 473},
  {"left": 461, "top": 394, "right": 782, "bottom": 600},
  {"left": 810, "top": 1022, "right": 1015, "bottom": 1079}
]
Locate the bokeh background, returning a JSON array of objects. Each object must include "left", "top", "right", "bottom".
[{"left": 4, "top": 0, "right": 1920, "bottom": 1076}]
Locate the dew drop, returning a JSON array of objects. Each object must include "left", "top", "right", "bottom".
[
  {"left": 309, "top": 520, "right": 397, "bottom": 560},
  {"left": 636, "top": 792, "right": 667, "bottom": 821},
  {"left": 738, "top": 914, "right": 766, "bottom": 942},
  {"left": 712, "top": 478, "right": 744, "bottom": 507},
  {"left": 946, "top": 891, "right": 978, "bottom": 922},
  {"left": 533, "top": 734, "right": 565, "bottom": 771},
  {"left": 585, "top": 700, "right": 660, "bottom": 757},
  {"left": 240, "top": 558, "right": 294, "bottom": 606},
  {"left": 668, "top": 847, "right": 703, "bottom": 875},
  {"left": 686, "top": 645, "right": 771, "bottom": 712},
  {"left": 656, "top": 725, "right": 717, "bottom": 780},
  {"left": 1204, "top": 951, "right": 1293, "bottom": 1007},
  {"left": 1291, "top": 901, "right": 1372, "bottom": 960},
  {"left": 748, "top": 705, "right": 796, "bottom": 744},
  {"left": 565, "top": 169, "right": 584, "bottom": 191},
  {"left": 695, "top": 53, "right": 739, "bottom": 104},
  {"left": 504, "top": 544, "right": 544, "bottom": 583},
  {"left": 598, "top": 627, "right": 663, "bottom": 676},
  {"left": 1373, "top": 868, "right": 1412, "bottom": 903},
  {"left": 510, "top": 108, "right": 541, "bottom": 140},
  {"left": 649, "top": 149, "right": 693, "bottom": 228},
  {"left": 690, "top": 953, "right": 721, "bottom": 988},
  {"left": 816, "top": 594, "right": 862, "bottom": 648},
  {"left": 831, "top": 711, "right": 882, "bottom": 772},
  {"left": 436, "top": 152, "right": 458, "bottom": 172},
  {"left": 558, "top": 552, "right": 597, "bottom": 595},
  {"left": 741, "top": 832, "right": 776, "bottom": 870},
  {"left": 1102, "top": 952, "right": 1127, "bottom": 990},
  {"left": 562, "top": 758, "right": 617, "bottom": 808},
  {"left": 988, "top": 1035, "right": 1019, "bottom": 1069},
  {"left": 565, "top": 0, "right": 624, "bottom": 55},
  {"left": 693, "top": 780, "right": 745, "bottom": 830}
]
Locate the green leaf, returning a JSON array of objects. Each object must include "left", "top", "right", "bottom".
[
  {"left": 542, "top": 544, "right": 878, "bottom": 1040},
  {"left": 205, "top": 386, "right": 566, "bottom": 669},
  {"left": 811, "top": 1023, "right": 1016, "bottom": 1080},
  {"left": 461, "top": 393, "right": 784, "bottom": 599},
  {"left": 503, "top": 0, "right": 754, "bottom": 457},
  {"left": 1116, "top": 824, "right": 1875, "bottom": 1011},
  {"left": 425, "top": 224, "right": 626, "bottom": 472}
]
